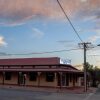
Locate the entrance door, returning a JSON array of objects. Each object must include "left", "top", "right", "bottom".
[
  {"left": 57, "top": 73, "right": 61, "bottom": 86},
  {"left": 57, "top": 73, "right": 67, "bottom": 86},
  {"left": 62, "top": 73, "right": 66, "bottom": 86},
  {"left": 66, "top": 74, "right": 69, "bottom": 86}
]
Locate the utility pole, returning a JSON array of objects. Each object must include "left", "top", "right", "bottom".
[
  {"left": 83, "top": 43, "right": 87, "bottom": 92},
  {"left": 78, "top": 42, "right": 91, "bottom": 92}
]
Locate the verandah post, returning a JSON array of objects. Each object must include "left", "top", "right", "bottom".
[
  {"left": 3, "top": 71, "right": 5, "bottom": 85},
  {"left": 38, "top": 72, "right": 41, "bottom": 87}
]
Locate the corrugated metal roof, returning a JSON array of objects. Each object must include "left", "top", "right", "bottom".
[
  {"left": 0, "top": 57, "right": 60, "bottom": 65},
  {"left": 0, "top": 57, "right": 82, "bottom": 72}
]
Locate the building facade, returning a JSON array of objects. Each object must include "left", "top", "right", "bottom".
[{"left": 0, "top": 57, "right": 83, "bottom": 88}]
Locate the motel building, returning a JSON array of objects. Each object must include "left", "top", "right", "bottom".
[{"left": 0, "top": 57, "right": 83, "bottom": 88}]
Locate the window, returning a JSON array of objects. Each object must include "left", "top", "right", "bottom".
[
  {"left": 46, "top": 72, "right": 54, "bottom": 82},
  {"left": 29, "top": 72, "right": 37, "bottom": 81},
  {"left": 5, "top": 72, "right": 12, "bottom": 80}
]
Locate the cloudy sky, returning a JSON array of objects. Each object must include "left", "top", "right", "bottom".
[{"left": 0, "top": 0, "right": 100, "bottom": 67}]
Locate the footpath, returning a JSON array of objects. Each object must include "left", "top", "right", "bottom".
[{"left": 0, "top": 85, "right": 97, "bottom": 94}]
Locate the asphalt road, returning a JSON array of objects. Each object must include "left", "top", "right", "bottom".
[{"left": 0, "top": 87, "right": 99, "bottom": 100}]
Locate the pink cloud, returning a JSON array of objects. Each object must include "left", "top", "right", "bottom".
[{"left": 0, "top": 0, "right": 99, "bottom": 26}]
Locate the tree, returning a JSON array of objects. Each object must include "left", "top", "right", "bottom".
[{"left": 84, "top": 62, "right": 100, "bottom": 87}]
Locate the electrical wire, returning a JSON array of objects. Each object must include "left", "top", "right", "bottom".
[
  {"left": 57, "top": 0, "right": 83, "bottom": 43},
  {"left": 0, "top": 48, "right": 81, "bottom": 56}
]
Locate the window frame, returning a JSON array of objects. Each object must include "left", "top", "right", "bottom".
[
  {"left": 46, "top": 72, "right": 54, "bottom": 82},
  {"left": 29, "top": 72, "right": 37, "bottom": 81},
  {"left": 5, "top": 72, "right": 12, "bottom": 80}
]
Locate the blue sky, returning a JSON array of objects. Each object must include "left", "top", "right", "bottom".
[{"left": 0, "top": 0, "right": 100, "bottom": 67}]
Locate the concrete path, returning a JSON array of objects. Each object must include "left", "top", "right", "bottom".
[
  {"left": 0, "top": 86, "right": 98, "bottom": 100},
  {"left": 0, "top": 88, "right": 88, "bottom": 100},
  {"left": 0, "top": 85, "right": 97, "bottom": 94}
]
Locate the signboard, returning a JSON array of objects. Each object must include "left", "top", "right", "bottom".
[{"left": 60, "top": 58, "right": 71, "bottom": 64}]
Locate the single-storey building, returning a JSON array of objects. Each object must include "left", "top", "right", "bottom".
[{"left": 0, "top": 57, "right": 83, "bottom": 88}]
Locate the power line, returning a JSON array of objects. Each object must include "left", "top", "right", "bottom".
[
  {"left": 0, "top": 48, "right": 80, "bottom": 56},
  {"left": 57, "top": 0, "right": 83, "bottom": 42},
  {"left": 88, "top": 54, "right": 100, "bottom": 56}
]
